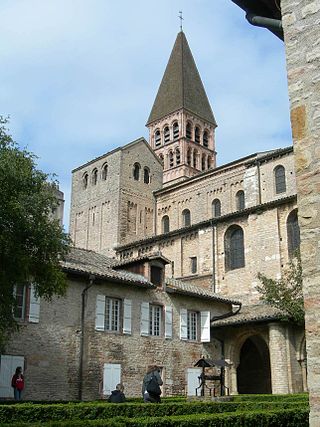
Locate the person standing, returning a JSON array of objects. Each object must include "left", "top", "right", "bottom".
[
  {"left": 11, "top": 366, "right": 24, "bottom": 401},
  {"left": 142, "top": 365, "right": 163, "bottom": 403}
]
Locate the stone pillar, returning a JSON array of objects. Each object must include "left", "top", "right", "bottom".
[
  {"left": 269, "top": 323, "right": 289, "bottom": 394},
  {"left": 282, "top": 1, "right": 320, "bottom": 424}
]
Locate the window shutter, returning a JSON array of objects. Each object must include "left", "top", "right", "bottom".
[
  {"left": 165, "top": 305, "right": 173, "bottom": 339},
  {"left": 180, "top": 308, "right": 188, "bottom": 340},
  {"left": 103, "top": 363, "right": 121, "bottom": 395},
  {"left": 140, "top": 302, "right": 149, "bottom": 336},
  {"left": 95, "top": 295, "right": 105, "bottom": 331},
  {"left": 29, "top": 284, "right": 40, "bottom": 323},
  {"left": 123, "top": 299, "right": 132, "bottom": 335},
  {"left": 200, "top": 311, "right": 210, "bottom": 342}
]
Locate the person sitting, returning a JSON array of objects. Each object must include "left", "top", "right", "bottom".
[{"left": 108, "top": 383, "right": 126, "bottom": 403}]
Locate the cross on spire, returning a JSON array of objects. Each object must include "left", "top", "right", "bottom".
[{"left": 179, "top": 11, "right": 183, "bottom": 31}]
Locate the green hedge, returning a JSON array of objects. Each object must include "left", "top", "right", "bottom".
[
  {"left": 0, "top": 400, "right": 308, "bottom": 423},
  {"left": 0, "top": 408, "right": 309, "bottom": 427}
]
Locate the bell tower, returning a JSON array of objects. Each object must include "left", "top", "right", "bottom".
[{"left": 146, "top": 31, "right": 217, "bottom": 185}]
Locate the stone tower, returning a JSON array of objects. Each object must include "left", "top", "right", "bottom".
[{"left": 146, "top": 31, "right": 217, "bottom": 185}]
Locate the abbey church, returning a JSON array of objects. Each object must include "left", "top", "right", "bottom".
[{"left": 1, "top": 32, "right": 307, "bottom": 401}]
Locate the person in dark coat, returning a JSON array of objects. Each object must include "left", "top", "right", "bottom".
[
  {"left": 11, "top": 366, "right": 24, "bottom": 401},
  {"left": 108, "top": 383, "right": 125, "bottom": 403},
  {"left": 142, "top": 365, "right": 163, "bottom": 403}
]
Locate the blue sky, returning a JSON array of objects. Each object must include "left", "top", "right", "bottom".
[{"left": 0, "top": 0, "right": 291, "bottom": 230}]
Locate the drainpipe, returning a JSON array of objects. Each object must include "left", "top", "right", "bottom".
[
  {"left": 246, "top": 13, "right": 283, "bottom": 32},
  {"left": 212, "top": 223, "right": 216, "bottom": 293},
  {"left": 78, "top": 274, "right": 95, "bottom": 401}
]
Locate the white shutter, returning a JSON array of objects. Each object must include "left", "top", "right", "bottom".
[
  {"left": 103, "top": 363, "right": 121, "bottom": 395},
  {"left": 165, "top": 305, "right": 173, "bottom": 339},
  {"left": 187, "top": 368, "right": 202, "bottom": 396},
  {"left": 180, "top": 308, "right": 188, "bottom": 340},
  {"left": 123, "top": 299, "right": 132, "bottom": 335},
  {"left": 29, "top": 284, "right": 40, "bottom": 323},
  {"left": 200, "top": 311, "right": 210, "bottom": 342},
  {"left": 140, "top": 302, "right": 149, "bottom": 336},
  {"left": 95, "top": 295, "right": 105, "bottom": 331},
  {"left": 0, "top": 355, "right": 24, "bottom": 398}
]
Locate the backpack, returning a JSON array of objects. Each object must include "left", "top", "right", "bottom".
[{"left": 146, "top": 374, "right": 161, "bottom": 396}]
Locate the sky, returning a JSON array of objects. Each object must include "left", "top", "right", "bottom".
[{"left": 0, "top": 0, "right": 291, "bottom": 231}]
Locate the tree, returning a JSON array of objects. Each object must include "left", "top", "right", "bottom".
[
  {"left": 0, "top": 117, "right": 70, "bottom": 350},
  {"left": 256, "top": 251, "right": 304, "bottom": 326}
]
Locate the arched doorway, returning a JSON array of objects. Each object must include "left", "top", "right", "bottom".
[{"left": 237, "top": 335, "right": 271, "bottom": 394}]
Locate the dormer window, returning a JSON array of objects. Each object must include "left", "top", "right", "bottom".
[
  {"left": 195, "top": 127, "right": 200, "bottom": 143},
  {"left": 173, "top": 122, "right": 179, "bottom": 140},
  {"left": 186, "top": 122, "right": 192, "bottom": 140},
  {"left": 155, "top": 130, "right": 161, "bottom": 147},
  {"left": 164, "top": 126, "right": 170, "bottom": 143}
]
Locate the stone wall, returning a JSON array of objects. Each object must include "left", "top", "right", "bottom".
[{"left": 282, "top": 1, "right": 320, "bottom": 424}]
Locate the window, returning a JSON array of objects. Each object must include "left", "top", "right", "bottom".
[
  {"left": 92, "top": 169, "right": 98, "bottom": 185},
  {"left": 274, "top": 165, "right": 286, "bottom": 194},
  {"left": 287, "top": 210, "right": 300, "bottom": 257},
  {"left": 187, "top": 311, "right": 198, "bottom": 340},
  {"left": 13, "top": 283, "right": 40, "bottom": 323},
  {"left": 201, "top": 154, "right": 206, "bottom": 171},
  {"left": 144, "top": 167, "right": 150, "bottom": 184},
  {"left": 101, "top": 164, "right": 108, "bottom": 180},
  {"left": 186, "top": 122, "right": 192, "bottom": 139},
  {"left": 159, "top": 153, "right": 164, "bottom": 165},
  {"left": 164, "top": 126, "right": 170, "bottom": 143},
  {"left": 173, "top": 122, "right": 179, "bottom": 140},
  {"left": 133, "top": 163, "right": 140, "bottom": 181},
  {"left": 14, "top": 284, "right": 26, "bottom": 320},
  {"left": 207, "top": 157, "right": 211, "bottom": 170},
  {"left": 212, "top": 199, "right": 221, "bottom": 217},
  {"left": 155, "top": 129, "right": 161, "bottom": 147},
  {"left": 225, "top": 225, "right": 245, "bottom": 270},
  {"left": 105, "top": 297, "right": 121, "bottom": 332},
  {"left": 176, "top": 148, "right": 181, "bottom": 165},
  {"left": 151, "top": 265, "right": 163, "bottom": 286},
  {"left": 169, "top": 151, "right": 174, "bottom": 168},
  {"left": 203, "top": 131, "right": 209, "bottom": 147},
  {"left": 149, "top": 304, "right": 162, "bottom": 336},
  {"left": 182, "top": 209, "right": 191, "bottom": 227},
  {"left": 193, "top": 151, "right": 197, "bottom": 169},
  {"left": 190, "top": 257, "right": 197, "bottom": 274},
  {"left": 195, "top": 127, "right": 200, "bottom": 143},
  {"left": 82, "top": 173, "right": 88, "bottom": 189},
  {"left": 187, "top": 149, "right": 191, "bottom": 165},
  {"left": 162, "top": 215, "right": 170, "bottom": 233},
  {"left": 236, "top": 190, "right": 245, "bottom": 210}
]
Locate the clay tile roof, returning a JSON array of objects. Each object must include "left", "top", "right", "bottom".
[
  {"left": 211, "top": 304, "right": 284, "bottom": 327},
  {"left": 60, "top": 246, "right": 154, "bottom": 287},
  {"left": 112, "top": 252, "right": 171, "bottom": 268},
  {"left": 165, "top": 277, "right": 240, "bottom": 305},
  {"left": 147, "top": 31, "right": 216, "bottom": 126}
]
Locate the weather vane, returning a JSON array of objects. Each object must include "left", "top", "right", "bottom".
[{"left": 179, "top": 11, "right": 183, "bottom": 31}]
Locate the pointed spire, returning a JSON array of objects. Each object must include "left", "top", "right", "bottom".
[{"left": 147, "top": 32, "right": 216, "bottom": 126}]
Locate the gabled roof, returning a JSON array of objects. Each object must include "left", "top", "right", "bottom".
[{"left": 147, "top": 31, "right": 216, "bottom": 126}]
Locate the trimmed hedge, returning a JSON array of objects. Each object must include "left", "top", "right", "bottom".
[
  {"left": 0, "top": 400, "right": 308, "bottom": 423},
  {"left": 0, "top": 408, "right": 309, "bottom": 427}
]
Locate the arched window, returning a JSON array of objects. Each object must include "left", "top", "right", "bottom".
[
  {"left": 193, "top": 151, "right": 198, "bottom": 169},
  {"left": 187, "top": 149, "right": 191, "bottom": 165},
  {"left": 236, "top": 190, "right": 245, "bottom": 210},
  {"left": 92, "top": 168, "right": 98, "bottom": 185},
  {"left": 287, "top": 209, "right": 300, "bottom": 257},
  {"left": 176, "top": 148, "right": 181, "bottom": 165},
  {"left": 133, "top": 163, "right": 141, "bottom": 181},
  {"left": 164, "top": 126, "right": 170, "bottom": 143},
  {"left": 159, "top": 153, "right": 164, "bottom": 165},
  {"left": 82, "top": 173, "right": 88, "bottom": 189},
  {"left": 186, "top": 122, "right": 192, "bottom": 140},
  {"left": 201, "top": 154, "right": 206, "bottom": 171},
  {"left": 212, "top": 199, "right": 221, "bottom": 217},
  {"left": 144, "top": 167, "right": 150, "bottom": 184},
  {"left": 182, "top": 209, "right": 191, "bottom": 227},
  {"left": 101, "top": 163, "right": 108, "bottom": 180},
  {"left": 203, "top": 131, "right": 209, "bottom": 147},
  {"left": 173, "top": 122, "right": 179, "bottom": 140},
  {"left": 195, "top": 126, "right": 200, "bottom": 143},
  {"left": 162, "top": 215, "right": 170, "bottom": 233},
  {"left": 169, "top": 151, "right": 174, "bottom": 168},
  {"left": 274, "top": 165, "right": 286, "bottom": 194},
  {"left": 155, "top": 129, "right": 161, "bottom": 147},
  {"left": 225, "top": 225, "right": 245, "bottom": 270},
  {"left": 207, "top": 157, "right": 211, "bottom": 170}
]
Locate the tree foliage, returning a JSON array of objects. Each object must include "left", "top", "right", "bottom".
[
  {"left": 256, "top": 251, "right": 304, "bottom": 326},
  {"left": 0, "top": 117, "right": 70, "bottom": 350}
]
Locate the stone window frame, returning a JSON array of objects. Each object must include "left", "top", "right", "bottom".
[
  {"left": 236, "top": 190, "right": 245, "bottom": 211},
  {"left": 190, "top": 256, "right": 197, "bottom": 274},
  {"left": 168, "top": 150, "right": 174, "bottom": 168},
  {"left": 149, "top": 303, "right": 163, "bottom": 336},
  {"left": 154, "top": 129, "right": 161, "bottom": 147},
  {"left": 203, "top": 130, "right": 209, "bottom": 147},
  {"left": 162, "top": 215, "right": 170, "bottom": 233},
  {"left": 212, "top": 199, "right": 221, "bottom": 217},
  {"left": 175, "top": 147, "right": 181, "bottom": 165},
  {"left": 91, "top": 168, "right": 98, "bottom": 185},
  {"left": 274, "top": 165, "right": 286, "bottom": 194},
  {"left": 172, "top": 121, "right": 179, "bottom": 140},
  {"left": 101, "top": 163, "right": 108, "bottom": 180},
  {"left": 163, "top": 125, "right": 170, "bottom": 143},
  {"left": 144, "top": 167, "right": 150, "bottom": 184},
  {"left": 224, "top": 224, "right": 245, "bottom": 271},
  {"left": 82, "top": 172, "right": 89, "bottom": 190},
  {"left": 194, "top": 126, "right": 201, "bottom": 143},
  {"left": 187, "top": 310, "right": 199, "bottom": 341},
  {"left": 182, "top": 208, "right": 191, "bottom": 227},
  {"left": 186, "top": 121, "right": 192, "bottom": 140},
  {"left": 105, "top": 297, "right": 122, "bottom": 333},
  {"left": 133, "top": 162, "right": 141, "bottom": 181},
  {"left": 287, "top": 209, "right": 300, "bottom": 257}
]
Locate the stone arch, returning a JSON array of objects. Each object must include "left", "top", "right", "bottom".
[{"left": 236, "top": 335, "right": 272, "bottom": 394}]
